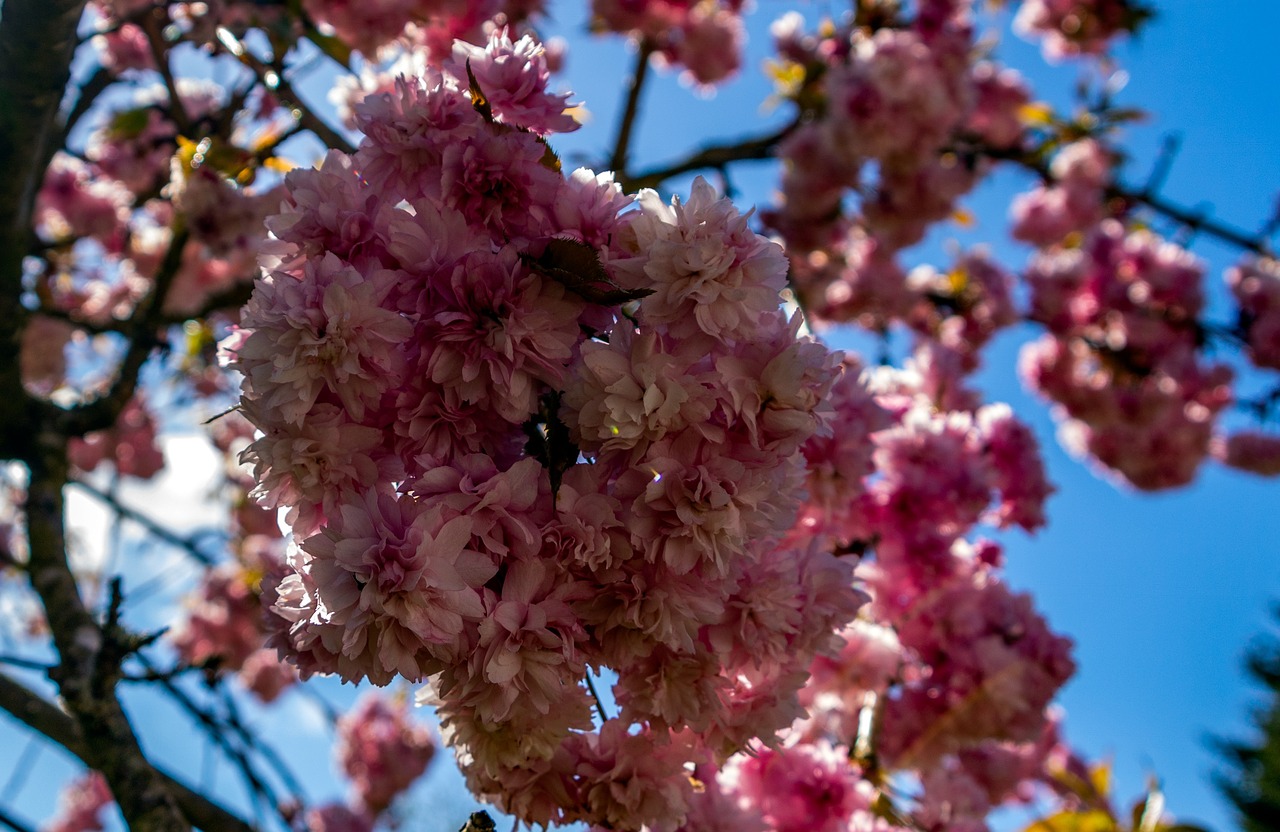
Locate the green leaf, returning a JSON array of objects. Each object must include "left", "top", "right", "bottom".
[{"left": 521, "top": 238, "right": 653, "bottom": 306}]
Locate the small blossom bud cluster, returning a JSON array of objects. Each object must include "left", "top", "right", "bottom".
[
  {"left": 170, "top": 536, "right": 298, "bottom": 702},
  {"left": 1014, "top": 0, "right": 1147, "bottom": 60},
  {"left": 231, "top": 33, "right": 863, "bottom": 830},
  {"left": 44, "top": 773, "right": 113, "bottom": 832},
  {"left": 1212, "top": 431, "right": 1280, "bottom": 478},
  {"left": 590, "top": 0, "right": 747, "bottom": 87},
  {"left": 1010, "top": 138, "right": 1111, "bottom": 247},
  {"left": 1227, "top": 256, "right": 1280, "bottom": 370},
  {"left": 335, "top": 693, "right": 436, "bottom": 814},
  {"left": 1020, "top": 220, "right": 1234, "bottom": 489},
  {"left": 761, "top": 7, "right": 1030, "bottom": 331}
]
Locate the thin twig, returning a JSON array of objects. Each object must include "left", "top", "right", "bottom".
[
  {"left": 141, "top": 661, "right": 284, "bottom": 825},
  {"left": 1, "top": 734, "right": 42, "bottom": 803},
  {"left": 1141, "top": 132, "right": 1181, "bottom": 199},
  {"left": 609, "top": 40, "right": 655, "bottom": 176},
  {"left": 216, "top": 683, "right": 309, "bottom": 804},
  {"left": 140, "top": 10, "right": 191, "bottom": 134},
  {"left": 584, "top": 672, "right": 611, "bottom": 723},
  {"left": 622, "top": 123, "right": 796, "bottom": 192},
  {"left": 0, "top": 655, "right": 54, "bottom": 672},
  {"left": 66, "top": 478, "right": 217, "bottom": 566},
  {"left": 0, "top": 806, "right": 37, "bottom": 832},
  {"left": 218, "top": 30, "right": 354, "bottom": 156}
]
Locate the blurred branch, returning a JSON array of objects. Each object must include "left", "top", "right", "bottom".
[
  {"left": 136, "top": 655, "right": 304, "bottom": 824},
  {"left": 621, "top": 123, "right": 795, "bottom": 193},
  {"left": 0, "top": 672, "right": 256, "bottom": 832},
  {"left": 57, "top": 224, "right": 191, "bottom": 438},
  {"left": 0, "top": 806, "right": 37, "bottom": 832},
  {"left": 141, "top": 10, "right": 192, "bottom": 133},
  {"left": 609, "top": 40, "right": 655, "bottom": 175},
  {"left": 67, "top": 478, "right": 219, "bottom": 566},
  {"left": 983, "top": 141, "right": 1275, "bottom": 258},
  {"left": 0, "top": 0, "right": 88, "bottom": 462},
  {"left": 220, "top": 32, "right": 354, "bottom": 156}
]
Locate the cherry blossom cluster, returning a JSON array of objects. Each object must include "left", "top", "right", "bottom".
[
  {"left": 170, "top": 534, "right": 298, "bottom": 702},
  {"left": 67, "top": 397, "right": 166, "bottom": 480},
  {"left": 647, "top": 354, "right": 1070, "bottom": 831},
  {"left": 335, "top": 693, "right": 437, "bottom": 815},
  {"left": 590, "top": 0, "right": 747, "bottom": 87},
  {"left": 1010, "top": 138, "right": 1111, "bottom": 247},
  {"left": 300, "top": 0, "right": 543, "bottom": 61},
  {"left": 229, "top": 30, "right": 863, "bottom": 829},
  {"left": 1013, "top": 0, "right": 1150, "bottom": 60},
  {"left": 763, "top": 5, "right": 1022, "bottom": 329},
  {"left": 1020, "top": 219, "right": 1234, "bottom": 489},
  {"left": 43, "top": 773, "right": 113, "bottom": 832}
]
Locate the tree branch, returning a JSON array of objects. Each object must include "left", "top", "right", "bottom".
[
  {"left": 981, "top": 141, "right": 1275, "bottom": 258},
  {"left": 24, "top": 448, "right": 189, "bottom": 831},
  {"left": 0, "top": 0, "right": 89, "bottom": 462},
  {"left": 609, "top": 40, "right": 655, "bottom": 176},
  {"left": 0, "top": 672, "right": 256, "bottom": 832},
  {"left": 57, "top": 224, "right": 191, "bottom": 439},
  {"left": 620, "top": 123, "right": 796, "bottom": 193},
  {"left": 67, "top": 478, "right": 218, "bottom": 566}
]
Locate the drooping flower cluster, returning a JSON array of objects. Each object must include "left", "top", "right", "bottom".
[
  {"left": 1020, "top": 219, "right": 1234, "bottom": 489},
  {"left": 590, "top": 0, "right": 748, "bottom": 87},
  {"left": 1013, "top": 0, "right": 1149, "bottom": 60},
  {"left": 169, "top": 535, "right": 297, "bottom": 702},
  {"left": 335, "top": 693, "right": 437, "bottom": 814},
  {"left": 230, "top": 33, "right": 863, "bottom": 829},
  {"left": 764, "top": 6, "right": 1005, "bottom": 327}
]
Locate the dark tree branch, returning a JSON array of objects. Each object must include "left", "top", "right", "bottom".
[
  {"left": 141, "top": 10, "right": 192, "bottom": 134},
  {"left": 57, "top": 224, "right": 191, "bottom": 439},
  {"left": 24, "top": 447, "right": 190, "bottom": 831},
  {"left": 981, "top": 141, "right": 1275, "bottom": 258},
  {"left": 621, "top": 123, "right": 796, "bottom": 193},
  {"left": 67, "top": 478, "right": 218, "bottom": 566},
  {"left": 0, "top": 805, "right": 37, "bottom": 832},
  {"left": 0, "top": 672, "right": 257, "bottom": 832},
  {"left": 143, "top": 666, "right": 291, "bottom": 825},
  {"left": 0, "top": 0, "right": 88, "bottom": 462},
  {"left": 609, "top": 40, "right": 655, "bottom": 176}
]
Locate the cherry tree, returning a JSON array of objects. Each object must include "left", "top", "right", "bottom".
[{"left": 0, "top": 1, "right": 1275, "bottom": 831}]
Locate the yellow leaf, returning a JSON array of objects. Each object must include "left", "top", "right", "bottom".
[
  {"left": 951, "top": 208, "right": 976, "bottom": 228},
  {"left": 1019, "top": 101, "right": 1055, "bottom": 126},
  {"left": 263, "top": 156, "right": 297, "bottom": 174},
  {"left": 1090, "top": 760, "right": 1113, "bottom": 799},
  {"left": 764, "top": 58, "right": 805, "bottom": 97},
  {"left": 1023, "top": 810, "right": 1116, "bottom": 832}
]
